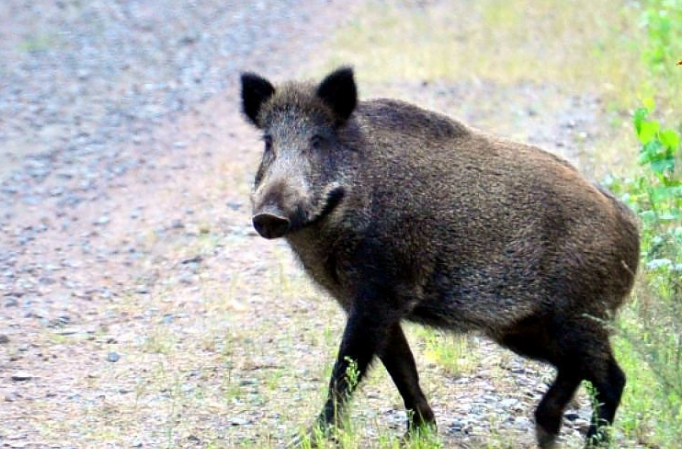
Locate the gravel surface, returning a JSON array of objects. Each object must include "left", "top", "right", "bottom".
[
  {"left": 0, "top": 1, "right": 637, "bottom": 448},
  {"left": 0, "top": 1, "right": 350, "bottom": 447},
  {"left": 0, "top": 0, "right": 335, "bottom": 327}
]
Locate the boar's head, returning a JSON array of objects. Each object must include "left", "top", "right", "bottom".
[{"left": 241, "top": 67, "right": 357, "bottom": 239}]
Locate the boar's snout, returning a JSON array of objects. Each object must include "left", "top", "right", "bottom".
[{"left": 252, "top": 211, "right": 291, "bottom": 239}]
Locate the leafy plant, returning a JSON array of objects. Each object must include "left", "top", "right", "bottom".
[
  {"left": 607, "top": 102, "right": 682, "bottom": 446},
  {"left": 640, "top": 0, "right": 682, "bottom": 69}
]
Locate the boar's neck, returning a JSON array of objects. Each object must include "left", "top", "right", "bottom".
[{"left": 285, "top": 190, "right": 370, "bottom": 309}]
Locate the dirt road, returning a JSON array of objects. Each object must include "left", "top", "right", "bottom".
[
  {"left": 0, "top": 1, "right": 350, "bottom": 447},
  {"left": 0, "top": 1, "right": 638, "bottom": 448}
]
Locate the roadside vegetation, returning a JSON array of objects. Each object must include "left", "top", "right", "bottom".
[
  {"left": 317, "top": 0, "right": 682, "bottom": 447},
  {"left": 607, "top": 1, "right": 682, "bottom": 447}
]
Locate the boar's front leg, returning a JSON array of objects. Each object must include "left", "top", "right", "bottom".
[
  {"left": 316, "top": 288, "right": 397, "bottom": 430},
  {"left": 379, "top": 322, "right": 435, "bottom": 433}
]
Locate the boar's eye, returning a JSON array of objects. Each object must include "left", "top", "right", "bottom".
[
  {"left": 311, "top": 134, "right": 324, "bottom": 151},
  {"left": 263, "top": 135, "right": 273, "bottom": 154}
]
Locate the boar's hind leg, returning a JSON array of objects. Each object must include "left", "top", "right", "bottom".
[
  {"left": 535, "top": 324, "right": 625, "bottom": 449},
  {"left": 584, "top": 352, "right": 625, "bottom": 447},
  {"left": 500, "top": 321, "right": 581, "bottom": 449},
  {"left": 534, "top": 369, "right": 582, "bottom": 449},
  {"left": 379, "top": 322, "right": 435, "bottom": 432},
  {"left": 317, "top": 292, "right": 397, "bottom": 429}
]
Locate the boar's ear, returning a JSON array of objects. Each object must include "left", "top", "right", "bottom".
[
  {"left": 241, "top": 72, "right": 275, "bottom": 127},
  {"left": 316, "top": 66, "right": 357, "bottom": 123}
]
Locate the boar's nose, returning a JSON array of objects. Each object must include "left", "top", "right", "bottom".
[{"left": 252, "top": 212, "right": 291, "bottom": 239}]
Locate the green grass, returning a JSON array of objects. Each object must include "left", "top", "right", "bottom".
[
  {"left": 19, "top": 33, "right": 57, "bottom": 53},
  {"left": 335, "top": 0, "right": 679, "bottom": 102},
  {"left": 326, "top": 1, "right": 640, "bottom": 91},
  {"left": 614, "top": 328, "right": 669, "bottom": 445},
  {"left": 607, "top": 100, "right": 682, "bottom": 447},
  {"left": 323, "top": 0, "right": 682, "bottom": 175},
  {"left": 410, "top": 326, "right": 478, "bottom": 377}
]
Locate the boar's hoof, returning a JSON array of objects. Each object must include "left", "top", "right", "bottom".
[
  {"left": 536, "top": 426, "right": 559, "bottom": 449},
  {"left": 253, "top": 213, "right": 290, "bottom": 239},
  {"left": 402, "top": 420, "right": 437, "bottom": 444},
  {"left": 585, "top": 428, "right": 612, "bottom": 449},
  {"left": 286, "top": 424, "right": 337, "bottom": 448}
]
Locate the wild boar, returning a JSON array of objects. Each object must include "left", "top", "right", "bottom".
[{"left": 240, "top": 66, "right": 639, "bottom": 448}]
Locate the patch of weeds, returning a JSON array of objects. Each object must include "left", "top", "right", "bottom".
[
  {"left": 412, "top": 327, "right": 478, "bottom": 377},
  {"left": 196, "top": 227, "right": 222, "bottom": 252},
  {"left": 403, "top": 425, "right": 442, "bottom": 449},
  {"left": 326, "top": 0, "right": 640, "bottom": 94},
  {"left": 141, "top": 326, "right": 176, "bottom": 354},
  {"left": 223, "top": 368, "right": 243, "bottom": 404},
  {"left": 613, "top": 331, "right": 660, "bottom": 445},
  {"left": 325, "top": 0, "right": 681, "bottom": 177},
  {"left": 19, "top": 33, "right": 56, "bottom": 52},
  {"left": 45, "top": 332, "right": 70, "bottom": 344},
  {"left": 321, "top": 324, "right": 337, "bottom": 348},
  {"left": 133, "top": 374, "right": 149, "bottom": 413},
  {"left": 606, "top": 104, "right": 682, "bottom": 446},
  {"left": 265, "top": 367, "right": 284, "bottom": 392},
  {"left": 271, "top": 247, "right": 315, "bottom": 301},
  {"left": 164, "top": 374, "right": 183, "bottom": 448}
]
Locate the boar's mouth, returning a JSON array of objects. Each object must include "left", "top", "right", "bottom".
[
  {"left": 252, "top": 185, "right": 345, "bottom": 239},
  {"left": 303, "top": 185, "right": 346, "bottom": 227}
]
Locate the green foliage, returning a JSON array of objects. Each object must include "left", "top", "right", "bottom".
[
  {"left": 419, "top": 330, "right": 477, "bottom": 376},
  {"left": 600, "top": 12, "right": 682, "bottom": 445},
  {"left": 607, "top": 103, "right": 682, "bottom": 446},
  {"left": 629, "top": 104, "right": 682, "bottom": 224},
  {"left": 344, "top": 356, "right": 361, "bottom": 393},
  {"left": 636, "top": 0, "right": 682, "bottom": 117},
  {"left": 640, "top": 0, "right": 682, "bottom": 69}
]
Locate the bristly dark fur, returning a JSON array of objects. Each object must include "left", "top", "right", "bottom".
[
  {"left": 316, "top": 66, "right": 357, "bottom": 124},
  {"left": 240, "top": 72, "right": 275, "bottom": 126},
  {"left": 241, "top": 67, "right": 640, "bottom": 449}
]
